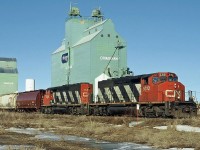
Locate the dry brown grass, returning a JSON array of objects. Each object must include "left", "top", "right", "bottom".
[{"left": 0, "top": 112, "right": 200, "bottom": 149}]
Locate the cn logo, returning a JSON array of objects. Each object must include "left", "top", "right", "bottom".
[
  {"left": 61, "top": 53, "right": 68, "bottom": 63},
  {"left": 165, "top": 90, "right": 175, "bottom": 97}
]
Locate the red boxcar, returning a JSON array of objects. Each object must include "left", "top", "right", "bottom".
[{"left": 16, "top": 90, "right": 45, "bottom": 111}]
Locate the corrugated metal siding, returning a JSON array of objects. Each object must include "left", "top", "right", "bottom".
[
  {"left": 90, "top": 20, "right": 127, "bottom": 82},
  {"left": 51, "top": 50, "right": 68, "bottom": 86},
  {"left": 69, "top": 43, "right": 91, "bottom": 83},
  {"left": 65, "top": 18, "right": 95, "bottom": 46},
  {"left": 0, "top": 58, "right": 17, "bottom": 69},
  {"left": 51, "top": 18, "right": 127, "bottom": 88},
  {"left": 0, "top": 58, "right": 18, "bottom": 95},
  {"left": 0, "top": 74, "right": 18, "bottom": 95}
]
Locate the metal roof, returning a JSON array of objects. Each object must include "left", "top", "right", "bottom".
[
  {"left": 84, "top": 19, "right": 107, "bottom": 32},
  {"left": 0, "top": 58, "right": 17, "bottom": 62},
  {"left": 72, "top": 30, "right": 102, "bottom": 47}
]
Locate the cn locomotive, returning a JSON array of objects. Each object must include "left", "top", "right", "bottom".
[{"left": 0, "top": 72, "right": 197, "bottom": 118}]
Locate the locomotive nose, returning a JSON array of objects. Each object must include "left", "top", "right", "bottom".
[
  {"left": 164, "top": 82, "right": 184, "bottom": 101},
  {"left": 174, "top": 82, "right": 184, "bottom": 101}
]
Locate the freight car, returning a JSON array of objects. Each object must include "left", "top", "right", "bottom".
[
  {"left": 42, "top": 72, "right": 197, "bottom": 118},
  {"left": 0, "top": 93, "right": 17, "bottom": 111},
  {"left": 16, "top": 90, "right": 45, "bottom": 112}
]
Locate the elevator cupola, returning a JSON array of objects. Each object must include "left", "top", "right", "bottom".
[
  {"left": 69, "top": 6, "right": 81, "bottom": 17},
  {"left": 92, "top": 8, "right": 103, "bottom": 18}
]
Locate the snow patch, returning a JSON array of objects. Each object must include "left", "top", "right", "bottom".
[
  {"left": 153, "top": 126, "right": 168, "bottom": 130},
  {"left": 154, "top": 125, "right": 200, "bottom": 133},
  {"left": 5, "top": 127, "right": 42, "bottom": 135},
  {"left": 0, "top": 145, "right": 38, "bottom": 150},
  {"left": 129, "top": 121, "right": 144, "bottom": 127},
  {"left": 176, "top": 125, "right": 200, "bottom": 132},
  {"left": 165, "top": 148, "right": 194, "bottom": 150}
]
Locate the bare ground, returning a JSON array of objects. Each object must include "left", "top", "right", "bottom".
[{"left": 0, "top": 112, "right": 200, "bottom": 149}]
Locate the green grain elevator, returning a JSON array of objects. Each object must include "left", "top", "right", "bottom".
[
  {"left": 51, "top": 7, "right": 128, "bottom": 88},
  {"left": 0, "top": 58, "right": 18, "bottom": 95}
]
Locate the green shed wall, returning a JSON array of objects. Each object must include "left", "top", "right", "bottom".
[
  {"left": 0, "top": 74, "right": 18, "bottom": 95},
  {"left": 69, "top": 43, "right": 91, "bottom": 83},
  {"left": 51, "top": 50, "right": 68, "bottom": 86},
  {"left": 0, "top": 58, "right": 18, "bottom": 95}
]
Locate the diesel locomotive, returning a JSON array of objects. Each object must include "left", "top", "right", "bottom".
[
  {"left": 41, "top": 72, "right": 197, "bottom": 118},
  {"left": 0, "top": 72, "right": 197, "bottom": 118}
]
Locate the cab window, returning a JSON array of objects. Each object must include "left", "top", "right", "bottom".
[
  {"left": 152, "top": 77, "right": 159, "bottom": 84},
  {"left": 168, "top": 76, "right": 173, "bottom": 82},
  {"left": 173, "top": 77, "right": 178, "bottom": 81},
  {"left": 168, "top": 76, "right": 178, "bottom": 82},
  {"left": 143, "top": 77, "right": 149, "bottom": 85}
]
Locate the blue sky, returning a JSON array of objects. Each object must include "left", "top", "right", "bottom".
[{"left": 0, "top": 0, "right": 199, "bottom": 100}]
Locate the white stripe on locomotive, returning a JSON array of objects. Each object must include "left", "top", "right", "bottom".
[
  {"left": 113, "top": 85, "right": 124, "bottom": 102},
  {"left": 68, "top": 91, "right": 75, "bottom": 103}
]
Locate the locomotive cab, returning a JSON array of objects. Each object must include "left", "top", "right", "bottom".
[{"left": 140, "top": 72, "right": 185, "bottom": 102}]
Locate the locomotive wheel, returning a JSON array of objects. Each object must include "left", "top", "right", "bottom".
[
  {"left": 93, "top": 106, "right": 100, "bottom": 116},
  {"left": 68, "top": 107, "right": 73, "bottom": 115},
  {"left": 72, "top": 107, "right": 77, "bottom": 115}
]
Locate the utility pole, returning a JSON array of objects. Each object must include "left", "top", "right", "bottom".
[{"left": 67, "top": 47, "right": 71, "bottom": 85}]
